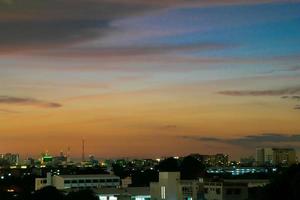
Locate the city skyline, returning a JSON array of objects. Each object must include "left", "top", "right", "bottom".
[{"left": 1, "top": 0, "right": 300, "bottom": 159}]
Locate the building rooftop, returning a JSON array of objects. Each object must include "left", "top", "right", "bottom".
[{"left": 57, "top": 174, "right": 119, "bottom": 179}]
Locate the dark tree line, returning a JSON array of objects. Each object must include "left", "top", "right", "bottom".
[
  {"left": 0, "top": 186, "right": 99, "bottom": 200},
  {"left": 253, "top": 164, "right": 300, "bottom": 200},
  {"left": 112, "top": 155, "right": 206, "bottom": 187},
  {"left": 158, "top": 156, "right": 205, "bottom": 180}
]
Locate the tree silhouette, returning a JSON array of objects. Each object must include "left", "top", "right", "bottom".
[
  {"left": 112, "top": 163, "right": 129, "bottom": 179},
  {"left": 158, "top": 157, "right": 179, "bottom": 172},
  {"left": 31, "top": 186, "right": 65, "bottom": 200},
  {"left": 66, "top": 189, "right": 98, "bottom": 200},
  {"left": 180, "top": 156, "right": 205, "bottom": 180},
  {"left": 258, "top": 164, "right": 300, "bottom": 200}
]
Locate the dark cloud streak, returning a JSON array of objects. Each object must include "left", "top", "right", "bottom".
[
  {"left": 0, "top": 0, "right": 294, "bottom": 54},
  {"left": 41, "top": 42, "right": 232, "bottom": 57},
  {"left": 180, "top": 133, "right": 300, "bottom": 148},
  {"left": 0, "top": 96, "right": 62, "bottom": 108},
  {"left": 218, "top": 87, "right": 300, "bottom": 96},
  {"left": 160, "top": 125, "right": 177, "bottom": 130},
  {"left": 294, "top": 105, "right": 300, "bottom": 110}
]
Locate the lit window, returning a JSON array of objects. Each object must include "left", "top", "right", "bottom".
[{"left": 161, "top": 186, "right": 166, "bottom": 199}]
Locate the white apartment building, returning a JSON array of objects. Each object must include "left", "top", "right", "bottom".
[
  {"left": 150, "top": 172, "right": 249, "bottom": 200},
  {"left": 150, "top": 172, "right": 204, "bottom": 200},
  {"left": 204, "top": 181, "right": 248, "bottom": 200},
  {"left": 35, "top": 173, "right": 120, "bottom": 190},
  {"left": 94, "top": 187, "right": 150, "bottom": 200}
]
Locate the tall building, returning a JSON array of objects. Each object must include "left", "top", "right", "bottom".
[
  {"left": 255, "top": 148, "right": 265, "bottom": 166},
  {"left": 0, "top": 153, "right": 19, "bottom": 165},
  {"left": 273, "top": 148, "right": 296, "bottom": 166},
  {"left": 256, "top": 148, "right": 296, "bottom": 166}
]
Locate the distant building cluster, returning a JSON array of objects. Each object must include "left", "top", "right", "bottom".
[
  {"left": 256, "top": 148, "right": 296, "bottom": 166},
  {"left": 190, "top": 153, "right": 229, "bottom": 167},
  {"left": 0, "top": 153, "right": 19, "bottom": 166},
  {"left": 0, "top": 147, "right": 298, "bottom": 200},
  {"left": 33, "top": 171, "right": 264, "bottom": 200}
]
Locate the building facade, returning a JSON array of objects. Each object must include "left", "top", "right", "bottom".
[
  {"left": 256, "top": 148, "right": 296, "bottom": 166},
  {"left": 150, "top": 172, "right": 249, "bottom": 200},
  {"left": 0, "top": 153, "right": 19, "bottom": 165},
  {"left": 204, "top": 181, "right": 248, "bottom": 200},
  {"left": 35, "top": 173, "right": 120, "bottom": 190},
  {"left": 150, "top": 172, "right": 204, "bottom": 200},
  {"left": 94, "top": 187, "right": 150, "bottom": 200}
]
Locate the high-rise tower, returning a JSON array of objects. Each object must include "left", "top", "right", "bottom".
[{"left": 82, "top": 139, "right": 85, "bottom": 162}]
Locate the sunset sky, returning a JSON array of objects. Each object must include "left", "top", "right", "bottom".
[{"left": 0, "top": 0, "right": 300, "bottom": 160}]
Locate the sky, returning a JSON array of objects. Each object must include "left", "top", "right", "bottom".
[{"left": 0, "top": 0, "right": 300, "bottom": 160}]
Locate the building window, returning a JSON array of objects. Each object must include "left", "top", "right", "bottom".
[
  {"left": 64, "top": 180, "right": 71, "bottom": 184},
  {"left": 226, "top": 189, "right": 233, "bottom": 195},
  {"left": 234, "top": 189, "right": 241, "bottom": 195},
  {"left": 79, "top": 180, "right": 84, "bottom": 183},
  {"left": 216, "top": 188, "right": 221, "bottom": 194},
  {"left": 204, "top": 188, "right": 208, "bottom": 194},
  {"left": 161, "top": 186, "right": 166, "bottom": 199},
  {"left": 71, "top": 180, "right": 77, "bottom": 183},
  {"left": 86, "top": 179, "right": 91, "bottom": 183},
  {"left": 182, "top": 187, "right": 192, "bottom": 192},
  {"left": 92, "top": 179, "right": 98, "bottom": 183}
]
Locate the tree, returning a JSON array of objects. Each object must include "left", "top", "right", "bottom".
[
  {"left": 131, "top": 169, "right": 158, "bottom": 187},
  {"left": 112, "top": 163, "right": 129, "bottom": 178},
  {"left": 158, "top": 157, "right": 179, "bottom": 172},
  {"left": 258, "top": 164, "right": 300, "bottom": 200},
  {"left": 66, "top": 189, "right": 98, "bottom": 200},
  {"left": 31, "top": 186, "right": 65, "bottom": 200},
  {"left": 180, "top": 156, "right": 205, "bottom": 180}
]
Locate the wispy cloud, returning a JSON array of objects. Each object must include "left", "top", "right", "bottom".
[
  {"left": 218, "top": 86, "right": 300, "bottom": 96},
  {"left": 180, "top": 133, "right": 300, "bottom": 148},
  {"left": 0, "top": 96, "right": 62, "bottom": 108},
  {"left": 160, "top": 125, "right": 177, "bottom": 130},
  {"left": 282, "top": 95, "right": 300, "bottom": 100},
  {"left": 264, "top": 66, "right": 300, "bottom": 74},
  {"left": 41, "top": 42, "right": 232, "bottom": 58},
  {"left": 294, "top": 105, "right": 300, "bottom": 110},
  {"left": 218, "top": 87, "right": 300, "bottom": 110},
  {"left": 0, "top": 108, "right": 19, "bottom": 114}
]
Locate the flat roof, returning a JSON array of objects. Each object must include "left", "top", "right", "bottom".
[{"left": 57, "top": 174, "right": 119, "bottom": 179}]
